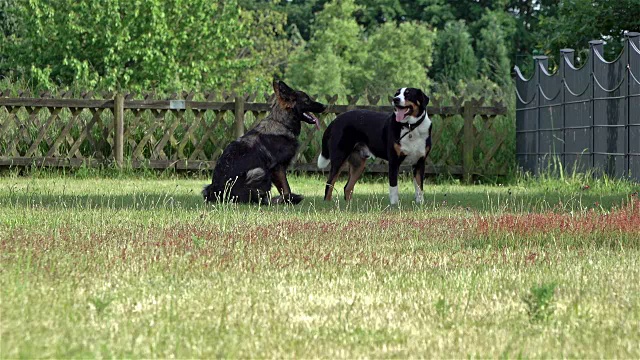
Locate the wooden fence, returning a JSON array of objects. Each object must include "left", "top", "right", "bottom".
[{"left": 0, "top": 90, "right": 509, "bottom": 181}]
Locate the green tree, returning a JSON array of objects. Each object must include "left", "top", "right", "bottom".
[
  {"left": 239, "top": 0, "right": 329, "bottom": 41},
  {"left": 361, "top": 21, "right": 435, "bottom": 95},
  {"left": 352, "top": 0, "right": 404, "bottom": 29},
  {"left": 1, "top": 0, "right": 285, "bottom": 92},
  {"left": 537, "top": 0, "right": 640, "bottom": 64},
  {"left": 432, "top": 20, "right": 478, "bottom": 88},
  {"left": 475, "top": 11, "right": 512, "bottom": 86},
  {"left": 0, "top": 0, "right": 16, "bottom": 37},
  {"left": 237, "top": 7, "right": 296, "bottom": 93},
  {"left": 223, "top": 0, "right": 568, "bottom": 84},
  {"left": 413, "top": 0, "right": 455, "bottom": 28},
  {"left": 286, "top": 0, "right": 367, "bottom": 96},
  {"left": 0, "top": 0, "right": 18, "bottom": 76},
  {"left": 287, "top": 0, "right": 436, "bottom": 98},
  {"left": 505, "top": 0, "right": 560, "bottom": 71}
]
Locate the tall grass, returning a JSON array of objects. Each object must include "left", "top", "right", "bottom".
[{"left": 0, "top": 173, "right": 638, "bottom": 358}]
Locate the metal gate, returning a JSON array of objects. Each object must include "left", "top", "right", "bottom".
[{"left": 515, "top": 32, "right": 640, "bottom": 181}]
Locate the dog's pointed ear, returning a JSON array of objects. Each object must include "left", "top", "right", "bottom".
[{"left": 273, "top": 80, "right": 296, "bottom": 108}]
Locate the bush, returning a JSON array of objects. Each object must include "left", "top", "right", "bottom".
[{"left": 523, "top": 282, "right": 557, "bottom": 322}]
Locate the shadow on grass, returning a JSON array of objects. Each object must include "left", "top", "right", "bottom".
[
  {"left": 0, "top": 192, "right": 204, "bottom": 211},
  {"left": 0, "top": 188, "right": 633, "bottom": 213}
]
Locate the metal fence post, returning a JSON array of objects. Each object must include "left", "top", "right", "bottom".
[
  {"left": 625, "top": 32, "right": 640, "bottom": 178},
  {"left": 114, "top": 93, "right": 124, "bottom": 168},
  {"left": 234, "top": 95, "right": 245, "bottom": 139},
  {"left": 560, "top": 49, "right": 574, "bottom": 175},
  {"left": 533, "top": 55, "right": 548, "bottom": 175},
  {"left": 589, "top": 40, "right": 604, "bottom": 173}
]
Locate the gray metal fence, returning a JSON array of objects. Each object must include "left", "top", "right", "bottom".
[{"left": 515, "top": 32, "right": 640, "bottom": 181}]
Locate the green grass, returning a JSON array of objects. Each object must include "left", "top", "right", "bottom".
[{"left": 1, "top": 171, "right": 639, "bottom": 358}]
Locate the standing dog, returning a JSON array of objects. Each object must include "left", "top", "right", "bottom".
[
  {"left": 317, "top": 87, "right": 432, "bottom": 205},
  {"left": 203, "top": 80, "right": 326, "bottom": 204}
]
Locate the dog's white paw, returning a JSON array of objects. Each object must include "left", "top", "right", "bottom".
[
  {"left": 389, "top": 185, "right": 399, "bottom": 205},
  {"left": 413, "top": 179, "right": 424, "bottom": 204}
]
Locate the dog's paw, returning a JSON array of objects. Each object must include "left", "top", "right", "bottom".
[
  {"left": 287, "top": 193, "right": 304, "bottom": 204},
  {"left": 270, "top": 193, "right": 304, "bottom": 205},
  {"left": 270, "top": 195, "right": 284, "bottom": 205},
  {"left": 389, "top": 186, "right": 399, "bottom": 205}
]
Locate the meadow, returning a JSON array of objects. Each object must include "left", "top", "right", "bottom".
[{"left": 1, "top": 169, "right": 639, "bottom": 358}]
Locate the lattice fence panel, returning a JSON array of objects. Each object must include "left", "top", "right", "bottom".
[
  {"left": 1, "top": 106, "right": 39, "bottom": 157},
  {"left": 472, "top": 112, "right": 514, "bottom": 175},
  {"left": 0, "top": 105, "right": 114, "bottom": 161},
  {"left": 191, "top": 109, "right": 235, "bottom": 162},
  {"left": 1, "top": 90, "right": 509, "bottom": 176},
  {"left": 428, "top": 114, "right": 464, "bottom": 169},
  {"left": 121, "top": 106, "right": 238, "bottom": 166}
]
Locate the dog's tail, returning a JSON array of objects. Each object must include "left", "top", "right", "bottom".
[{"left": 317, "top": 122, "right": 333, "bottom": 169}]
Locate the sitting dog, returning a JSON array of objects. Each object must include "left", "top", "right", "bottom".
[
  {"left": 317, "top": 87, "right": 432, "bottom": 205},
  {"left": 203, "top": 80, "right": 326, "bottom": 204}
]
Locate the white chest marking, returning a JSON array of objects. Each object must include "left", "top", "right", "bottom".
[{"left": 399, "top": 115, "right": 432, "bottom": 165}]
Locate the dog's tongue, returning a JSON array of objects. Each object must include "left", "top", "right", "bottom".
[
  {"left": 305, "top": 112, "right": 321, "bottom": 130},
  {"left": 395, "top": 108, "right": 410, "bottom": 122}
]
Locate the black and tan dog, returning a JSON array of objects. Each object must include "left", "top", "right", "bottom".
[
  {"left": 203, "top": 80, "right": 326, "bottom": 204},
  {"left": 317, "top": 87, "right": 432, "bottom": 205}
]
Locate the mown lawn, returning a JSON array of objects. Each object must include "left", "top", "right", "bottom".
[{"left": 1, "top": 172, "right": 639, "bottom": 358}]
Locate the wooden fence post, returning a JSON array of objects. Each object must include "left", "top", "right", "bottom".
[
  {"left": 114, "top": 93, "right": 124, "bottom": 168},
  {"left": 234, "top": 95, "right": 245, "bottom": 139},
  {"left": 462, "top": 101, "right": 475, "bottom": 183}
]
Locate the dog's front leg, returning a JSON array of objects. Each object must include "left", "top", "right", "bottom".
[
  {"left": 388, "top": 160, "right": 401, "bottom": 205},
  {"left": 271, "top": 165, "right": 304, "bottom": 204},
  {"left": 271, "top": 165, "right": 292, "bottom": 196},
  {"left": 413, "top": 158, "right": 425, "bottom": 204}
]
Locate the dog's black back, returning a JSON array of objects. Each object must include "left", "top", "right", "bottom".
[
  {"left": 318, "top": 87, "right": 431, "bottom": 204},
  {"left": 322, "top": 110, "right": 415, "bottom": 162},
  {"left": 203, "top": 81, "right": 326, "bottom": 204}
]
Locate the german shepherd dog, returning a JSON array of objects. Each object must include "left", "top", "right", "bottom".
[
  {"left": 203, "top": 80, "right": 326, "bottom": 204},
  {"left": 317, "top": 87, "right": 431, "bottom": 205}
]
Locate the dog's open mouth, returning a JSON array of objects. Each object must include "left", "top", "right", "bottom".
[
  {"left": 394, "top": 105, "right": 411, "bottom": 122},
  {"left": 303, "top": 112, "right": 321, "bottom": 130}
]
